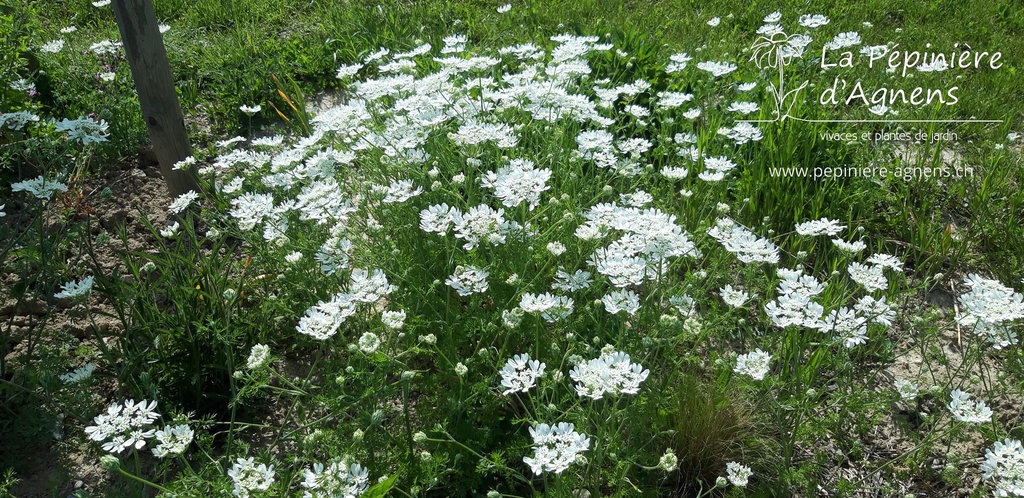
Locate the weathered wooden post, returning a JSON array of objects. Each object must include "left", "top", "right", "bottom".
[{"left": 112, "top": 0, "right": 199, "bottom": 197}]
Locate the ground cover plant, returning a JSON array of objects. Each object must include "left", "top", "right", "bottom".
[{"left": 3, "top": 0, "right": 1024, "bottom": 497}]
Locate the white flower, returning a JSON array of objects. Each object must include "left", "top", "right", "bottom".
[
  {"left": 496, "top": 3, "right": 512, "bottom": 13},
  {"left": 55, "top": 276, "right": 94, "bottom": 299},
  {"left": 706, "top": 17, "right": 721, "bottom": 27},
  {"left": 726, "top": 461, "right": 753, "bottom": 487},
  {"left": 455, "top": 362, "right": 468, "bottom": 377},
  {"left": 239, "top": 104, "right": 262, "bottom": 115},
  {"left": 822, "top": 307, "right": 869, "bottom": 348},
  {"left": 61, "top": 26, "right": 77, "bottom": 33},
  {"left": 552, "top": 269, "right": 592, "bottom": 292},
  {"left": 160, "top": 222, "right": 180, "bottom": 238},
  {"left": 172, "top": 156, "right": 196, "bottom": 171},
  {"left": 955, "top": 275, "right": 1024, "bottom": 348},
  {"left": 826, "top": 31, "right": 862, "bottom": 50},
  {"left": 763, "top": 11, "right": 781, "bottom": 23},
  {"left": 546, "top": 241, "right": 567, "bottom": 256},
  {"left": 866, "top": 253, "right": 904, "bottom": 272},
  {"left": 796, "top": 218, "right": 846, "bottom": 236},
  {"left": 602, "top": 289, "right": 641, "bottom": 315},
  {"left": 84, "top": 399, "right": 160, "bottom": 454},
  {"left": 848, "top": 262, "right": 887, "bottom": 292},
  {"left": 854, "top": 295, "right": 896, "bottom": 327},
  {"left": 446, "top": 266, "right": 490, "bottom": 296},
  {"left": 893, "top": 379, "right": 919, "bottom": 401},
  {"left": 40, "top": 39, "right": 65, "bottom": 53},
  {"left": 981, "top": 438, "right": 1024, "bottom": 497},
  {"left": 947, "top": 389, "right": 993, "bottom": 424},
  {"left": 420, "top": 203, "right": 456, "bottom": 235},
  {"left": 570, "top": 350, "right": 649, "bottom": 399},
  {"left": 92, "top": 0, "right": 111, "bottom": 6},
  {"left": 708, "top": 218, "right": 780, "bottom": 264},
  {"left": 480, "top": 159, "right": 551, "bottom": 210},
  {"left": 727, "top": 101, "right": 759, "bottom": 115},
  {"left": 12, "top": 176, "right": 68, "bottom": 200},
  {"left": 301, "top": 458, "right": 369, "bottom": 498},
  {"left": 60, "top": 364, "right": 96, "bottom": 383},
  {"left": 296, "top": 292, "right": 357, "bottom": 340},
  {"left": 799, "top": 14, "right": 830, "bottom": 28},
  {"left": 666, "top": 52, "right": 693, "bottom": 73},
  {"left": 382, "top": 310, "right": 406, "bottom": 329},
  {"left": 358, "top": 332, "right": 381, "bottom": 354},
  {"left": 523, "top": 422, "right": 591, "bottom": 475},
  {"left": 720, "top": 285, "right": 749, "bottom": 308},
  {"left": 500, "top": 353, "right": 545, "bottom": 394},
  {"left": 336, "top": 63, "right": 363, "bottom": 79},
  {"left": 869, "top": 103, "right": 890, "bottom": 116},
  {"left": 55, "top": 116, "right": 109, "bottom": 144},
  {"left": 246, "top": 344, "right": 271, "bottom": 370},
  {"left": 229, "top": 457, "right": 275, "bottom": 498},
  {"left": 519, "top": 292, "right": 574, "bottom": 322},
  {"left": 0, "top": 111, "right": 39, "bottom": 130},
  {"left": 381, "top": 178, "right": 423, "bottom": 203},
  {"left": 696, "top": 61, "right": 738, "bottom": 77},
  {"left": 658, "top": 449, "right": 679, "bottom": 472},
  {"left": 734, "top": 349, "right": 771, "bottom": 380},
  {"left": 168, "top": 190, "right": 199, "bottom": 214},
  {"left": 152, "top": 425, "right": 193, "bottom": 458}
]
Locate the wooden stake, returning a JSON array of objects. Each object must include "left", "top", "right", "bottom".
[{"left": 112, "top": 0, "right": 198, "bottom": 197}]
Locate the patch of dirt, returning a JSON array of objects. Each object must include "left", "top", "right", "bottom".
[{"left": 3, "top": 148, "right": 174, "bottom": 497}]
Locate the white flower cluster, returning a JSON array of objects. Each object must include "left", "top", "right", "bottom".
[
  {"left": 296, "top": 268, "right": 394, "bottom": 340},
  {"left": 570, "top": 350, "right": 649, "bottom": 399},
  {"left": 519, "top": 292, "right": 574, "bottom": 322},
  {"left": 764, "top": 268, "right": 825, "bottom": 329},
  {"left": 981, "top": 438, "right": 1024, "bottom": 497},
  {"left": 579, "top": 202, "right": 699, "bottom": 287},
  {"left": 947, "top": 389, "right": 993, "bottom": 424},
  {"left": 12, "top": 176, "right": 68, "bottom": 200},
  {"left": 301, "top": 458, "right": 369, "bottom": 498},
  {"left": 523, "top": 422, "right": 591, "bottom": 475},
  {"left": 84, "top": 399, "right": 160, "bottom": 453},
  {"left": 59, "top": 363, "right": 96, "bottom": 384},
  {"left": 54, "top": 116, "right": 109, "bottom": 144},
  {"left": 708, "top": 218, "right": 779, "bottom": 265},
  {"left": 734, "top": 349, "right": 771, "bottom": 380},
  {"left": 480, "top": 158, "right": 552, "bottom": 210},
  {"left": 246, "top": 344, "right": 271, "bottom": 370},
  {"left": 446, "top": 265, "right": 490, "bottom": 296},
  {"left": 726, "top": 461, "right": 753, "bottom": 487},
  {"left": 499, "top": 353, "right": 546, "bottom": 394},
  {"left": 0, "top": 110, "right": 40, "bottom": 130},
  {"left": 229, "top": 457, "right": 276, "bottom": 497},
  {"left": 55, "top": 276, "right": 94, "bottom": 299},
  {"left": 552, "top": 269, "right": 593, "bottom": 293},
  {"left": 956, "top": 274, "right": 1024, "bottom": 349},
  {"left": 151, "top": 424, "right": 194, "bottom": 458},
  {"left": 893, "top": 379, "right": 919, "bottom": 401},
  {"left": 602, "top": 289, "right": 641, "bottom": 315},
  {"left": 795, "top": 217, "right": 846, "bottom": 237}
]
